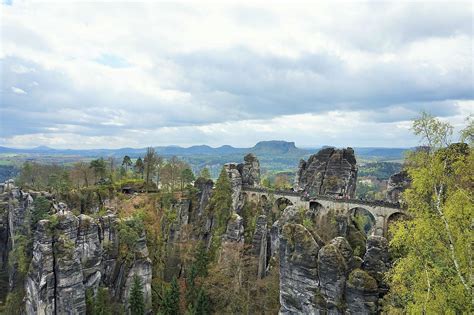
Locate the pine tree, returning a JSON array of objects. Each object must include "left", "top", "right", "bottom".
[
  {"left": 94, "top": 287, "right": 112, "bottom": 315},
  {"left": 129, "top": 275, "right": 145, "bottom": 315},
  {"left": 193, "top": 242, "right": 209, "bottom": 278},
  {"left": 135, "top": 157, "right": 145, "bottom": 178},
  {"left": 207, "top": 167, "right": 233, "bottom": 231},
  {"left": 199, "top": 168, "right": 211, "bottom": 180},
  {"left": 193, "top": 288, "right": 210, "bottom": 315},
  {"left": 161, "top": 276, "right": 180, "bottom": 315},
  {"left": 186, "top": 288, "right": 210, "bottom": 315}
]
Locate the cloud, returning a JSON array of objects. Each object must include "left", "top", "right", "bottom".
[
  {"left": 0, "top": 1, "right": 472, "bottom": 148},
  {"left": 11, "top": 86, "right": 27, "bottom": 94}
]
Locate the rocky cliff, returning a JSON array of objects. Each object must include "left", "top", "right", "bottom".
[
  {"left": 275, "top": 204, "right": 389, "bottom": 314},
  {"left": 295, "top": 147, "right": 358, "bottom": 198},
  {"left": 0, "top": 181, "right": 152, "bottom": 314},
  {"left": 386, "top": 170, "right": 410, "bottom": 203}
]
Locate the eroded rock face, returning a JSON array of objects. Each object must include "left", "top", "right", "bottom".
[
  {"left": 224, "top": 163, "right": 244, "bottom": 212},
  {"left": 345, "top": 269, "right": 379, "bottom": 314},
  {"left": 26, "top": 212, "right": 87, "bottom": 315},
  {"left": 363, "top": 235, "right": 390, "bottom": 288},
  {"left": 318, "top": 243, "right": 348, "bottom": 311},
  {"left": 77, "top": 214, "right": 102, "bottom": 290},
  {"left": 223, "top": 214, "right": 244, "bottom": 244},
  {"left": 194, "top": 178, "right": 214, "bottom": 218},
  {"left": 25, "top": 220, "right": 55, "bottom": 315},
  {"left": 279, "top": 224, "right": 320, "bottom": 314},
  {"left": 295, "top": 147, "right": 357, "bottom": 198},
  {"left": 239, "top": 153, "right": 261, "bottom": 187},
  {"left": 386, "top": 170, "right": 410, "bottom": 203},
  {"left": 23, "top": 208, "right": 152, "bottom": 315},
  {"left": 278, "top": 222, "right": 391, "bottom": 314},
  {"left": 270, "top": 206, "right": 299, "bottom": 259},
  {"left": 54, "top": 212, "right": 87, "bottom": 315},
  {"left": 251, "top": 215, "right": 267, "bottom": 278}
]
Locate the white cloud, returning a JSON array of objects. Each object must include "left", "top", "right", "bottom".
[
  {"left": 1, "top": 1, "right": 472, "bottom": 148},
  {"left": 11, "top": 86, "right": 27, "bottom": 94}
]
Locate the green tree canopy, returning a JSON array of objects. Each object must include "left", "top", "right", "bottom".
[
  {"left": 385, "top": 113, "right": 473, "bottom": 313},
  {"left": 207, "top": 167, "right": 233, "bottom": 232},
  {"left": 199, "top": 168, "right": 211, "bottom": 180}
]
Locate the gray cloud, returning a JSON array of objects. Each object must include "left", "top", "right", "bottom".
[{"left": 0, "top": 1, "right": 472, "bottom": 148}]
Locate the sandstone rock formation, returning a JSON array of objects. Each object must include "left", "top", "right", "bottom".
[
  {"left": 224, "top": 163, "right": 244, "bottom": 212},
  {"left": 279, "top": 223, "right": 320, "bottom": 314},
  {"left": 239, "top": 153, "right": 261, "bottom": 187},
  {"left": 386, "top": 170, "right": 410, "bottom": 203},
  {"left": 294, "top": 147, "right": 357, "bottom": 198},
  {"left": 251, "top": 215, "right": 268, "bottom": 278},
  {"left": 222, "top": 213, "right": 245, "bottom": 244},
  {"left": 0, "top": 182, "right": 153, "bottom": 314},
  {"left": 278, "top": 215, "right": 390, "bottom": 314}
]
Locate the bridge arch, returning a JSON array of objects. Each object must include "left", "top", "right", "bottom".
[
  {"left": 242, "top": 192, "right": 248, "bottom": 202},
  {"left": 274, "top": 196, "right": 293, "bottom": 212},
  {"left": 250, "top": 193, "right": 258, "bottom": 202},
  {"left": 349, "top": 207, "right": 376, "bottom": 235},
  {"left": 309, "top": 201, "right": 324, "bottom": 213},
  {"left": 386, "top": 211, "right": 408, "bottom": 237}
]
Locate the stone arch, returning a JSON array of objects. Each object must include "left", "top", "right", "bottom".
[
  {"left": 349, "top": 207, "right": 376, "bottom": 235},
  {"left": 274, "top": 197, "right": 294, "bottom": 212},
  {"left": 251, "top": 193, "right": 257, "bottom": 202},
  {"left": 386, "top": 211, "right": 408, "bottom": 238},
  {"left": 242, "top": 192, "right": 248, "bottom": 202},
  {"left": 309, "top": 200, "right": 324, "bottom": 213}
]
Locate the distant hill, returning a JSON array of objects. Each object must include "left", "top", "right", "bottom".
[
  {"left": 0, "top": 142, "right": 410, "bottom": 160},
  {"left": 249, "top": 140, "right": 306, "bottom": 155}
]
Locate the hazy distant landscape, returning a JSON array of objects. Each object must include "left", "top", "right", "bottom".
[{"left": 0, "top": 140, "right": 407, "bottom": 182}]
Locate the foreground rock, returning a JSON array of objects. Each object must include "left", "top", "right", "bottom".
[{"left": 279, "top": 222, "right": 390, "bottom": 314}]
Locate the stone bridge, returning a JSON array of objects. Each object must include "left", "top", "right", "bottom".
[{"left": 241, "top": 186, "right": 406, "bottom": 237}]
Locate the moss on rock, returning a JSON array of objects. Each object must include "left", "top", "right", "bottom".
[{"left": 347, "top": 268, "right": 378, "bottom": 291}]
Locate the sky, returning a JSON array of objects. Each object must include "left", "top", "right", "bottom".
[{"left": 1, "top": 0, "right": 473, "bottom": 149}]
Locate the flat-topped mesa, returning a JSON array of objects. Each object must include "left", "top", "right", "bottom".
[{"left": 294, "top": 147, "right": 357, "bottom": 198}]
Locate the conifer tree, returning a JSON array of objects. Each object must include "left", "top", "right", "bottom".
[
  {"left": 193, "top": 242, "right": 209, "bottom": 278},
  {"left": 161, "top": 276, "right": 180, "bottom": 315},
  {"left": 207, "top": 167, "right": 232, "bottom": 231},
  {"left": 199, "top": 168, "right": 211, "bottom": 180},
  {"left": 129, "top": 275, "right": 145, "bottom": 315}
]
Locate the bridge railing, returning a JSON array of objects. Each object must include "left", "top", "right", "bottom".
[{"left": 241, "top": 185, "right": 401, "bottom": 209}]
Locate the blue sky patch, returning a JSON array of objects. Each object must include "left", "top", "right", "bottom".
[{"left": 95, "top": 54, "right": 130, "bottom": 68}]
